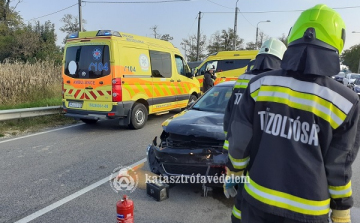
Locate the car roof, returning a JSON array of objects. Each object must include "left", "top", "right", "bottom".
[{"left": 215, "top": 81, "right": 235, "bottom": 87}]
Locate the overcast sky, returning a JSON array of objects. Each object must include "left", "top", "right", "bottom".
[{"left": 15, "top": 0, "right": 360, "bottom": 56}]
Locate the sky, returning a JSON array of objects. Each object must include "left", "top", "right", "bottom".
[{"left": 15, "top": 0, "right": 360, "bottom": 57}]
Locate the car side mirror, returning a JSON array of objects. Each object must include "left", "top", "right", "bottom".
[
  {"left": 186, "top": 101, "right": 195, "bottom": 109},
  {"left": 186, "top": 72, "right": 193, "bottom": 78}
]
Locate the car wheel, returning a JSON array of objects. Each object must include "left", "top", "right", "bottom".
[
  {"left": 129, "top": 103, "right": 148, "bottom": 129},
  {"left": 147, "top": 146, "right": 161, "bottom": 175},
  {"left": 80, "top": 119, "right": 98, "bottom": 124}
]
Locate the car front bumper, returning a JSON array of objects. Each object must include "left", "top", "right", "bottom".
[{"left": 148, "top": 144, "right": 227, "bottom": 180}]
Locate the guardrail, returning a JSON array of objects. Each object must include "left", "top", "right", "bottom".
[{"left": 0, "top": 106, "right": 63, "bottom": 121}]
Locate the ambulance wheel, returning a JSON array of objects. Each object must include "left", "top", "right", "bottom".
[
  {"left": 188, "top": 94, "right": 198, "bottom": 104},
  {"left": 129, "top": 103, "right": 148, "bottom": 129},
  {"left": 80, "top": 119, "right": 98, "bottom": 124}
]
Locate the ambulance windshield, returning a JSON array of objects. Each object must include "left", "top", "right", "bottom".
[{"left": 64, "top": 45, "right": 110, "bottom": 79}]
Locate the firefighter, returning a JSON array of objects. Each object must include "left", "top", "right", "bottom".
[
  {"left": 223, "top": 37, "right": 287, "bottom": 223},
  {"left": 225, "top": 4, "right": 359, "bottom": 223}
]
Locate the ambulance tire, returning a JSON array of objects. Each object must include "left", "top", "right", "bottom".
[
  {"left": 80, "top": 119, "right": 98, "bottom": 124},
  {"left": 129, "top": 103, "right": 148, "bottom": 129}
]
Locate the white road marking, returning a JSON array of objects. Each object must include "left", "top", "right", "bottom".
[
  {"left": 15, "top": 158, "right": 147, "bottom": 223},
  {"left": 0, "top": 124, "right": 84, "bottom": 144}
]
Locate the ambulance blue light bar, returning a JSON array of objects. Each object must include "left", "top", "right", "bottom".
[
  {"left": 96, "top": 30, "right": 121, "bottom": 37},
  {"left": 67, "top": 32, "right": 79, "bottom": 39}
]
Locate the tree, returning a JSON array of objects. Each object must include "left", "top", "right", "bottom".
[
  {"left": 278, "top": 33, "right": 288, "bottom": 47},
  {"left": 7, "top": 21, "right": 61, "bottom": 63},
  {"left": 257, "top": 31, "right": 268, "bottom": 47},
  {"left": 341, "top": 44, "right": 360, "bottom": 73},
  {"left": 60, "top": 14, "right": 86, "bottom": 43},
  {"left": 150, "top": 25, "right": 173, "bottom": 41},
  {"left": 10, "top": 25, "right": 40, "bottom": 61},
  {"left": 245, "top": 42, "right": 257, "bottom": 50},
  {"left": 180, "top": 34, "right": 207, "bottom": 62},
  {"left": 207, "top": 28, "right": 244, "bottom": 55},
  {"left": 34, "top": 20, "right": 62, "bottom": 63},
  {"left": 0, "top": 0, "right": 22, "bottom": 35}
]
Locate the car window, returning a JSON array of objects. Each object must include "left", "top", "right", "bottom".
[
  {"left": 351, "top": 74, "right": 360, "bottom": 79},
  {"left": 192, "top": 85, "right": 233, "bottom": 113},
  {"left": 64, "top": 45, "right": 110, "bottom": 79},
  {"left": 355, "top": 78, "right": 360, "bottom": 85}
]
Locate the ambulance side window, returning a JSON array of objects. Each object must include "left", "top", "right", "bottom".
[
  {"left": 149, "top": 50, "right": 172, "bottom": 78},
  {"left": 217, "top": 59, "right": 251, "bottom": 72},
  {"left": 175, "top": 55, "right": 185, "bottom": 76}
]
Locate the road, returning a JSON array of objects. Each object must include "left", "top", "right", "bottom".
[{"left": 0, "top": 111, "right": 360, "bottom": 223}]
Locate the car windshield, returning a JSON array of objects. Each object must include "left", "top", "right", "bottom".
[
  {"left": 355, "top": 78, "right": 360, "bottom": 85},
  {"left": 192, "top": 85, "right": 233, "bottom": 113},
  {"left": 351, "top": 74, "right": 360, "bottom": 79}
]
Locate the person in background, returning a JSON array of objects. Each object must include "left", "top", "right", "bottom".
[{"left": 202, "top": 64, "right": 217, "bottom": 93}]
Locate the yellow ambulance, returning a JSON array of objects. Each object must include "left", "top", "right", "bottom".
[
  {"left": 62, "top": 30, "right": 200, "bottom": 129},
  {"left": 194, "top": 50, "right": 258, "bottom": 91}
]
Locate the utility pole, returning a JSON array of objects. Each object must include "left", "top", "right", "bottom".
[
  {"left": 196, "top": 11, "right": 201, "bottom": 61},
  {"left": 234, "top": 0, "right": 239, "bottom": 50},
  {"left": 352, "top": 31, "right": 360, "bottom": 73},
  {"left": 78, "top": 0, "right": 83, "bottom": 32}
]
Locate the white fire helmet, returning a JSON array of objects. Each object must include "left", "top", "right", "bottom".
[{"left": 258, "top": 37, "right": 287, "bottom": 60}]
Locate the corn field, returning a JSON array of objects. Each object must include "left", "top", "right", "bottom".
[{"left": 0, "top": 61, "right": 62, "bottom": 105}]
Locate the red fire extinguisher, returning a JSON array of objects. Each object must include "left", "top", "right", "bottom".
[{"left": 117, "top": 195, "right": 134, "bottom": 223}]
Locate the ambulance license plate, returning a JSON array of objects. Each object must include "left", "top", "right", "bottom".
[{"left": 68, "top": 101, "right": 83, "bottom": 108}]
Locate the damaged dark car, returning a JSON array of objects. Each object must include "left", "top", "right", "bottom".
[{"left": 147, "top": 81, "right": 234, "bottom": 188}]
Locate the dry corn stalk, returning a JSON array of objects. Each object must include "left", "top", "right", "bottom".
[{"left": 0, "top": 61, "right": 62, "bottom": 105}]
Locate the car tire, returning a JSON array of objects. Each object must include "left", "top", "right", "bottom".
[
  {"left": 129, "top": 103, "right": 148, "bottom": 130},
  {"left": 147, "top": 146, "right": 161, "bottom": 175},
  {"left": 80, "top": 119, "right": 98, "bottom": 124}
]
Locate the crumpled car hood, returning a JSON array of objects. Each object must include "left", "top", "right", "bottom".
[{"left": 162, "top": 110, "right": 225, "bottom": 140}]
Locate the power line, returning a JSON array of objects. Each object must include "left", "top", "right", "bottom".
[
  {"left": 206, "top": 0, "right": 232, "bottom": 10},
  {"left": 238, "top": 10, "right": 255, "bottom": 28},
  {"left": 187, "top": 15, "right": 198, "bottom": 36},
  {"left": 82, "top": 0, "right": 193, "bottom": 3},
  {"left": 202, "top": 5, "right": 360, "bottom": 14},
  {"left": 26, "top": 3, "right": 78, "bottom": 22}
]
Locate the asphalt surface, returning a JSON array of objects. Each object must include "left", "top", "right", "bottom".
[{"left": 0, "top": 111, "right": 360, "bottom": 223}]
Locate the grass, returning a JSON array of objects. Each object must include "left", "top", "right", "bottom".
[
  {"left": 0, "top": 97, "right": 62, "bottom": 110},
  {"left": 0, "top": 114, "right": 78, "bottom": 138}
]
